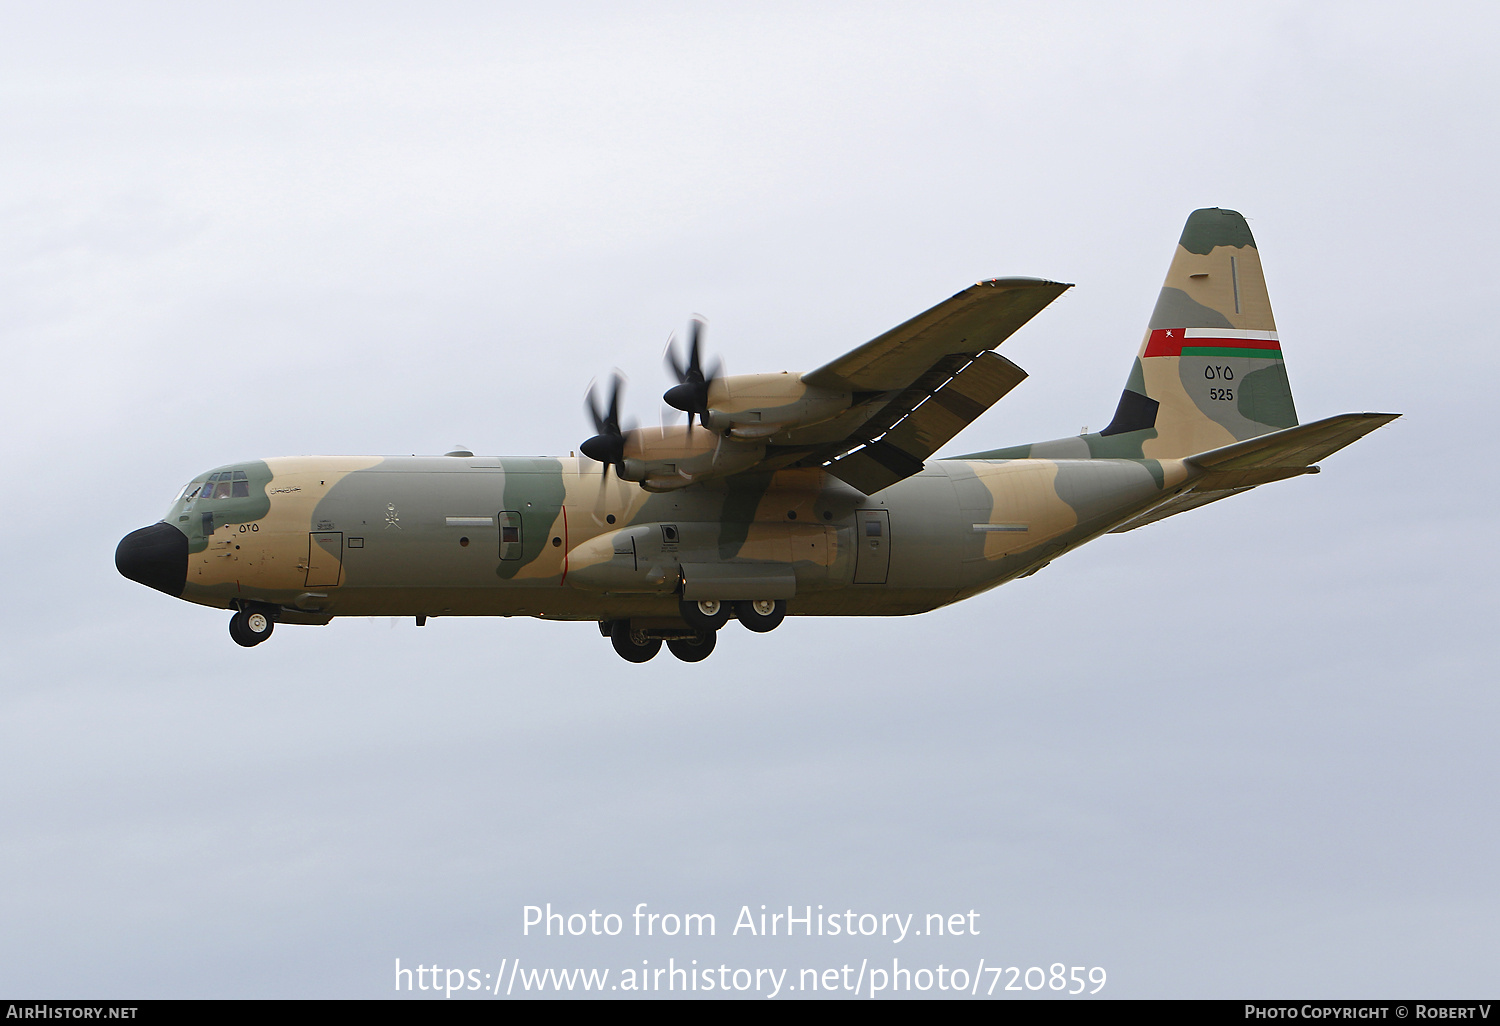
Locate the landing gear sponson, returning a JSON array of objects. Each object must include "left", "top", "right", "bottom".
[{"left": 599, "top": 598, "right": 785, "bottom": 663}]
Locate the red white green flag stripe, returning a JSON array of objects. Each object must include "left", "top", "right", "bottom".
[{"left": 1143, "top": 328, "right": 1283, "bottom": 359}]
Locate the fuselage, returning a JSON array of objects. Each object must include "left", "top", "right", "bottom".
[{"left": 119, "top": 453, "right": 1192, "bottom": 623}]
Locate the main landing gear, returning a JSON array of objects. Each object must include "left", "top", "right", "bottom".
[
  {"left": 607, "top": 620, "right": 721, "bottom": 664},
  {"left": 735, "top": 598, "right": 786, "bottom": 633},
  {"left": 602, "top": 598, "right": 787, "bottom": 663},
  {"left": 610, "top": 620, "right": 663, "bottom": 663},
  {"left": 680, "top": 598, "right": 733, "bottom": 632},
  {"left": 229, "top": 605, "right": 276, "bottom": 647}
]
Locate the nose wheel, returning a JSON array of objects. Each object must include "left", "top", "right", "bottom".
[{"left": 229, "top": 607, "right": 275, "bottom": 647}]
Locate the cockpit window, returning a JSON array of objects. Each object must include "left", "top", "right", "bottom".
[
  {"left": 181, "top": 483, "right": 203, "bottom": 502},
  {"left": 192, "top": 470, "right": 251, "bottom": 502}
]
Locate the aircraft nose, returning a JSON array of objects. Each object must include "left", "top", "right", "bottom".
[{"left": 115, "top": 522, "right": 189, "bottom": 597}]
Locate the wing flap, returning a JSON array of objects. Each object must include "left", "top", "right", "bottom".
[
  {"left": 802, "top": 277, "right": 1070, "bottom": 393},
  {"left": 822, "top": 442, "right": 926, "bottom": 496},
  {"left": 825, "top": 351, "right": 1027, "bottom": 493},
  {"left": 881, "top": 351, "right": 1028, "bottom": 459}
]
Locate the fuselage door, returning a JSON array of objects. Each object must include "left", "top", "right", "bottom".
[
  {"left": 853, "top": 510, "right": 891, "bottom": 585},
  {"left": 305, "top": 532, "right": 344, "bottom": 588},
  {"left": 498, "top": 511, "right": 523, "bottom": 560}
]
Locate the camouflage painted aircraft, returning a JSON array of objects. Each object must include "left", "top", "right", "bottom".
[{"left": 117, "top": 209, "right": 1397, "bottom": 662}]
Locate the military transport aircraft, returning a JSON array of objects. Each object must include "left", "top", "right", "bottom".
[{"left": 117, "top": 209, "right": 1397, "bottom": 663}]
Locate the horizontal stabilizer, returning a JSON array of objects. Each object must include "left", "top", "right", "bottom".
[
  {"left": 1184, "top": 412, "right": 1400, "bottom": 489},
  {"left": 1110, "top": 412, "right": 1399, "bottom": 533},
  {"left": 1107, "top": 484, "right": 1256, "bottom": 533}
]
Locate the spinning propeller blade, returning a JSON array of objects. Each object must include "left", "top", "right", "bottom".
[
  {"left": 581, "top": 373, "right": 629, "bottom": 481},
  {"left": 663, "top": 318, "right": 722, "bottom": 430}
]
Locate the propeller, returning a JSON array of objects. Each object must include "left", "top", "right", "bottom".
[
  {"left": 663, "top": 318, "right": 721, "bottom": 430},
  {"left": 581, "top": 373, "right": 630, "bottom": 481}
]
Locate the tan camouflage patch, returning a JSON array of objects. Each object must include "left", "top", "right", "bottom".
[
  {"left": 1158, "top": 243, "right": 1277, "bottom": 333},
  {"left": 964, "top": 460, "right": 1078, "bottom": 560}
]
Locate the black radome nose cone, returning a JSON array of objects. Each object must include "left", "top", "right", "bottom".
[{"left": 116, "top": 522, "right": 188, "bottom": 597}]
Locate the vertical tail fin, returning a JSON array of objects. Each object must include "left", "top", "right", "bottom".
[{"left": 1101, "top": 207, "right": 1298, "bottom": 458}]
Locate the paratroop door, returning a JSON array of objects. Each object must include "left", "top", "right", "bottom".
[{"left": 305, "top": 532, "right": 343, "bottom": 588}]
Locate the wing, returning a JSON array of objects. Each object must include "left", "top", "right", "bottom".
[
  {"left": 617, "top": 277, "right": 1069, "bottom": 494},
  {"left": 804, "top": 277, "right": 1071, "bottom": 393},
  {"left": 813, "top": 349, "right": 1029, "bottom": 493},
  {"left": 798, "top": 277, "right": 1071, "bottom": 492}
]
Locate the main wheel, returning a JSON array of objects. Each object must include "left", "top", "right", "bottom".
[
  {"left": 666, "top": 630, "right": 717, "bottom": 663},
  {"left": 735, "top": 598, "right": 786, "bottom": 633},
  {"left": 610, "top": 620, "right": 662, "bottom": 663},
  {"left": 679, "top": 598, "right": 732, "bottom": 631},
  {"left": 229, "top": 608, "right": 275, "bottom": 647}
]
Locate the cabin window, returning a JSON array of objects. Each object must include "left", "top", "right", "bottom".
[{"left": 498, "top": 511, "right": 524, "bottom": 560}]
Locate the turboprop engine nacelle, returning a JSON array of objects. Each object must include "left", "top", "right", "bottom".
[
  {"left": 694, "top": 373, "right": 852, "bottom": 440},
  {"left": 618, "top": 425, "right": 767, "bottom": 492}
]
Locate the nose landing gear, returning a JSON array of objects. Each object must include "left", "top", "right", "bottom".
[{"left": 229, "top": 606, "right": 276, "bottom": 647}]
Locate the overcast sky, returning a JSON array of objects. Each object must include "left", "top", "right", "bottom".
[{"left": 2, "top": 0, "right": 1495, "bottom": 999}]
